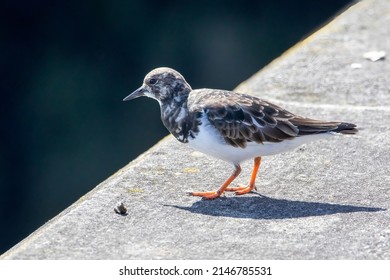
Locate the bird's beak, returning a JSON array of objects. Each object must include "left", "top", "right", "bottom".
[{"left": 123, "top": 85, "right": 147, "bottom": 101}]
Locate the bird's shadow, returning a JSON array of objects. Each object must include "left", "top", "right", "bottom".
[{"left": 165, "top": 194, "right": 385, "bottom": 219}]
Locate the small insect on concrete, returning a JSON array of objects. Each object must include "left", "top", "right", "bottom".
[{"left": 114, "top": 202, "right": 128, "bottom": 216}]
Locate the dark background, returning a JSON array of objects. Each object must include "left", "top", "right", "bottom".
[{"left": 1, "top": 0, "right": 352, "bottom": 254}]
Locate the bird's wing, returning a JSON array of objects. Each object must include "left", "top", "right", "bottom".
[{"left": 189, "top": 89, "right": 345, "bottom": 148}]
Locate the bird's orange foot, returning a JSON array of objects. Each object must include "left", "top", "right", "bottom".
[
  {"left": 190, "top": 191, "right": 222, "bottom": 199},
  {"left": 226, "top": 184, "right": 256, "bottom": 195}
]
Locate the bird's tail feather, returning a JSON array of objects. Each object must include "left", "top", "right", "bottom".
[
  {"left": 292, "top": 118, "right": 358, "bottom": 136},
  {"left": 332, "top": 122, "right": 358, "bottom": 134}
]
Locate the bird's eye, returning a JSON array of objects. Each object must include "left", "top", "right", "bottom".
[{"left": 149, "top": 78, "right": 157, "bottom": 85}]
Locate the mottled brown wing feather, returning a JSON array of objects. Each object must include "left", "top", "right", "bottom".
[
  {"left": 191, "top": 89, "right": 356, "bottom": 148},
  {"left": 194, "top": 90, "right": 297, "bottom": 147}
]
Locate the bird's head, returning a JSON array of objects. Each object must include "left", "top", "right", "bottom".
[{"left": 123, "top": 67, "right": 192, "bottom": 105}]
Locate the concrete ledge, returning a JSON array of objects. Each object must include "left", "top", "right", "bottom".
[{"left": 2, "top": 0, "right": 390, "bottom": 259}]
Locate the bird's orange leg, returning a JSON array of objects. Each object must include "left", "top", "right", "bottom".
[
  {"left": 226, "top": 157, "right": 262, "bottom": 195},
  {"left": 190, "top": 164, "right": 241, "bottom": 199}
]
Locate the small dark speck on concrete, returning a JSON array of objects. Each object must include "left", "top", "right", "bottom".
[{"left": 114, "top": 202, "right": 128, "bottom": 216}]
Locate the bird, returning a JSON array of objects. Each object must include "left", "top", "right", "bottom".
[{"left": 123, "top": 67, "right": 358, "bottom": 199}]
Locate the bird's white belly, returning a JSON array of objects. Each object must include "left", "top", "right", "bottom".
[{"left": 187, "top": 119, "right": 333, "bottom": 164}]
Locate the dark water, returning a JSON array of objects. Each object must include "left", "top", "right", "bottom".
[{"left": 0, "top": 0, "right": 351, "bottom": 254}]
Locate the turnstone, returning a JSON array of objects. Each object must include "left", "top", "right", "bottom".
[{"left": 123, "top": 67, "right": 357, "bottom": 199}]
